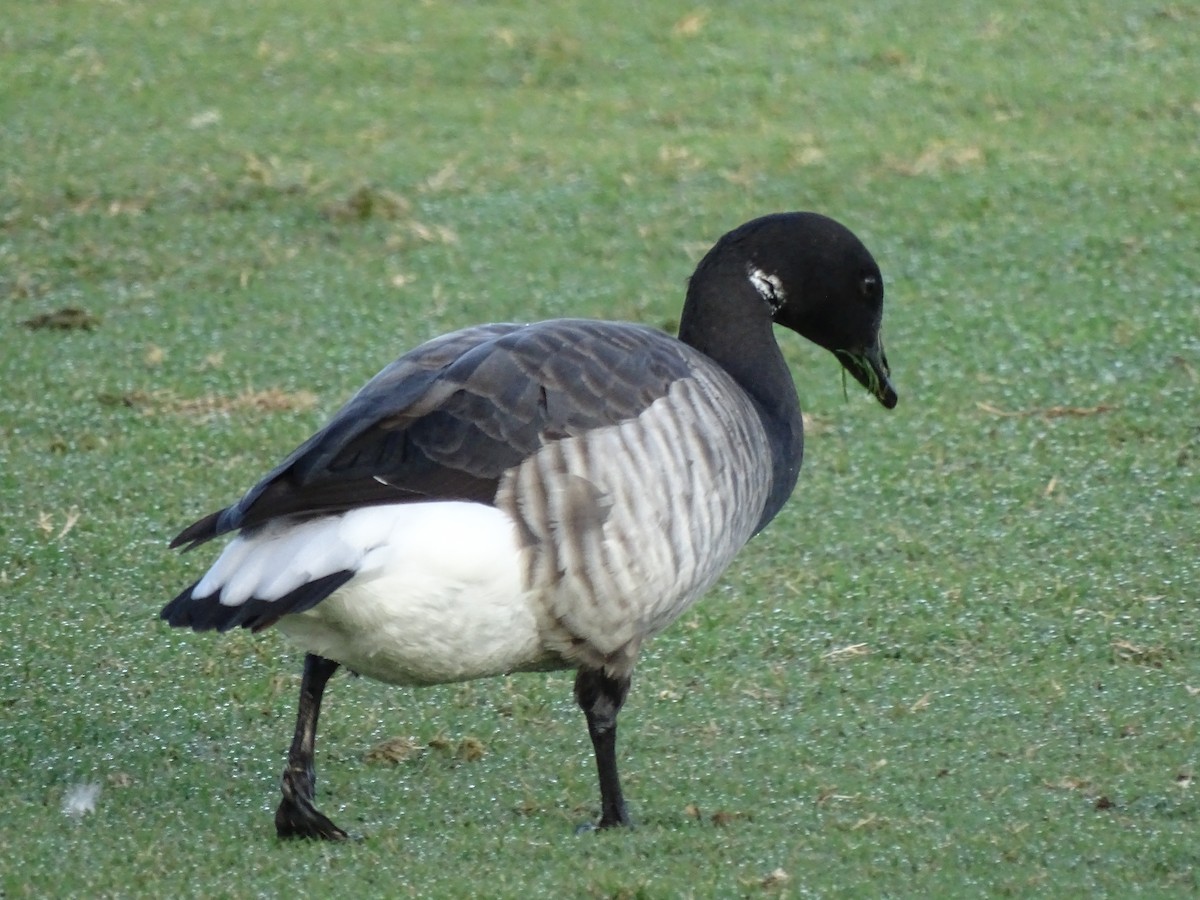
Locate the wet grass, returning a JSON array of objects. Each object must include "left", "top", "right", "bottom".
[{"left": 2, "top": 0, "right": 1198, "bottom": 895}]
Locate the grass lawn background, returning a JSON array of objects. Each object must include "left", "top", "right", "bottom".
[{"left": 2, "top": 0, "right": 1197, "bottom": 895}]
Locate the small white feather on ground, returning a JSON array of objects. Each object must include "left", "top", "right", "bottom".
[{"left": 62, "top": 781, "right": 102, "bottom": 818}]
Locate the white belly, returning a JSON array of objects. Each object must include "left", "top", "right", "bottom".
[{"left": 263, "top": 503, "right": 564, "bottom": 684}]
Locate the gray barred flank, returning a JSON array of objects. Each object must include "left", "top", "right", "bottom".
[
  {"left": 601, "top": 426, "right": 657, "bottom": 597},
  {"left": 552, "top": 457, "right": 613, "bottom": 613},
  {"left": 565, "top": 433, "right": 629, "bottom": 616},
  {"left": 660, "top": 426, "right": 704, "bottom": 582},
  {"left": 500, "top": 370, "right": 774, "bottom": 669},
  {"left": 512, "top": 455, "right": 556, "bottom": 585},
  {"left": 617, "top": 422, "right": 685, "bottom": 593}
]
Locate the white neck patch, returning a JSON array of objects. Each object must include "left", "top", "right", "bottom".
[{"left": 748, "top": 266, "right": 786, "bottom": 313}]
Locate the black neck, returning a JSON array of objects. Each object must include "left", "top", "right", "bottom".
[{"left": 678, "top": 271, "right": 804, "bottom": 533}]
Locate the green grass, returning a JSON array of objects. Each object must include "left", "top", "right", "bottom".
[{"left": 2, "top": 0, "right": 1198, "bottom": 895}]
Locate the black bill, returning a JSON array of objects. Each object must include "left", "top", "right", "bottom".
[{"left": 834, "top": 339, "right": 898, "bottom": 409}]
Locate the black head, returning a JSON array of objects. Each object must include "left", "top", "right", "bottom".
[{"left": 714, "top": 212, "right": 897, "bottom": 409}]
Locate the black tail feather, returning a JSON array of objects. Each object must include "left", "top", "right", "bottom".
[
  {"left": 169, "top": 509, "right": 227, "bottom": 552},
  {"left": 160, "top": 570, "right": 355, "bottom": 633}
]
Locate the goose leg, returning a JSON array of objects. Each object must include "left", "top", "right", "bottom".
[
  {"left": 574, "top": 668, "right": 633, "bottom": 829},
  {"left": 275, "top": 653, "right": 347, "bottom": 840}
]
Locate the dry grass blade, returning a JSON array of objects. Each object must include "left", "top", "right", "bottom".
[
  {"left": 363, "top": 736, "right": 425, "bottom": 765},
  {"left": 1111, "top": 639, "right": 1172, "bottom": 668},
  {"left": 821, "top": 643, "right": 870, "bottom": 662},
  {"left": 976, "top": 402, "right": 1118, "bottom": 419},
  {"left": 21, "top": 307, "right": 101, "bottom": 331},
  {"left": 106, "top": 388, "right": 318, "bottom": 419}
]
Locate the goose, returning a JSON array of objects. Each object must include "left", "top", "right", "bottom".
[{"left": 161, "top": 211, "right": 898, "bottom": 840}]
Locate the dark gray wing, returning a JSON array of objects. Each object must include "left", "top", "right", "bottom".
[{"left": 171, "top": 319, "right": 696, "bottom": 550}]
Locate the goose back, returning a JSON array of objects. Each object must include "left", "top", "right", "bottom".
[{"left": 172, "top": 320, "right": 707, "bottom": 550}]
